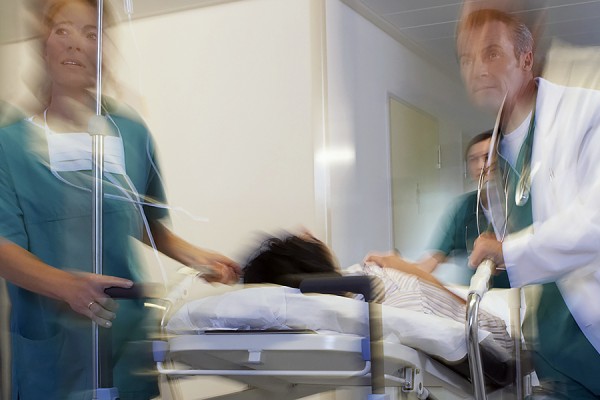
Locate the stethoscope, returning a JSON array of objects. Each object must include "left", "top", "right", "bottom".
[
  {"left": 475, "top": 94, "right": 536, "bottom": 240},
  {"left": 513, "top": 109, "right": 535, "bottom": 207}
]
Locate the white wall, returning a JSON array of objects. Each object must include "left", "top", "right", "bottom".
[
  {"left": 325, "top": 0, "right": 490, "bottom": 267},
  {"left": 110, "top": 0, "right": 327, "bottom": 268}
]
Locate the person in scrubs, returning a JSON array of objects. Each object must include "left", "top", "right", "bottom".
[
  {"left": 460, "top": 8, "right": 600, "bottom": 398},
  {"left": 0, "top": 1, "right": 239, "bottom": 399},
  {"left": 367, "top": 131, "right": 513, "bottom": 287}
]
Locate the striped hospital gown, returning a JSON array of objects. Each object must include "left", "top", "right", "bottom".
[{"left": 360, "top": 264, "right": 514, "bottom": 352}]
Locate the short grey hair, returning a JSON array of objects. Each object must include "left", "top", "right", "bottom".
[{"left": 457, "top": 9, "right": 534, "bottom": 58}]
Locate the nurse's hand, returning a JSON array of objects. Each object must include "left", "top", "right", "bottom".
[
  {"left": 63, "top": 272, "right": 133, "bottom": 328},
  {"left": 468, "top": 233, "right": 504, "bottom": 270},
  {"left": 143, "top": 221, "right": 240, "bottom": 284},
  {"left": 188, "top": 249, "right": 241, "bottom": 284}
]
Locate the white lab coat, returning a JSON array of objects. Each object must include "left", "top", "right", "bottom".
[{"left": 503, "top": 78, "right": 600, "bottom": 354}]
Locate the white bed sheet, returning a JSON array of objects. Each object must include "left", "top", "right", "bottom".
[{"left": 167, "top": 285, "right": 501, "bottom": 363}]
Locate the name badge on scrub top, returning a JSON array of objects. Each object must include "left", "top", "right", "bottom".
[{"left": 46, "top": 132, "right": 126, "bottom": 175}]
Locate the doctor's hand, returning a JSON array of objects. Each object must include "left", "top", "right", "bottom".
[
  {"left": 63, "top": 272, "right": 133, "bottom": 328},
  {"left": 468, "top": 233, "right": 504, "bottom": 270}
]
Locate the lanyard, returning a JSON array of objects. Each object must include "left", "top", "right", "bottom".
[
  {"left": 513, "top": 107, "right": 536, "bottom": 207},
  {"left": 495, "top": 102, "right": 537, "bottom": 208}
]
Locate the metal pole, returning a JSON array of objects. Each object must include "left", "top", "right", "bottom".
[
  {"left": 466, "top": 293, "right": 486, "bottom": 400},
  {"left": 465, "top": 259, "right": 495, "bottom": 400},
  {"left": 92, "top": 0, "right": 104, "bottom": 398},
  {"left": 510, "top": 288, "right": 524, "bottom": 399},
  {"left": 95, "top": 0, "right": 103, "bottom": 118},
  {"left": 368, "top": 300, "right": 385, "bottom": 395}
]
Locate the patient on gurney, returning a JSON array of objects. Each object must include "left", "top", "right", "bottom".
[
  {"left": 164, "top": 232, "right": 517, "bottom": 389},
  {"left": 242, "top": 233, "right": 512, "bottom": 352}
]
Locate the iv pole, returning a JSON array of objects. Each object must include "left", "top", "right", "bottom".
[{"left": 90, "top": 0, "right": 118, "bottom": 399}]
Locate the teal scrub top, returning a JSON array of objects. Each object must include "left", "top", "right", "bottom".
[
  {"left": 429, "top": 191, "right": 510, "bottom": 288},
  {"left": 0, "top": 101, "right": 23, "bottom": 128},
  {"left": 429, "top": 190, "right": 480, "bottom": 257},
  {"left": 499, "top": 121, "right": 600, "bottom": 397},
  {"left": 0, "top": 110, "right": 167, "bottom": 400}
]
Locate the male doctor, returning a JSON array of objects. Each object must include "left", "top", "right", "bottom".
[{"left": 458, "top": 8, "right": 600, "bottom": 399}]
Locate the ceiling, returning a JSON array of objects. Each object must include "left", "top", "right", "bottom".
[
  {"left": 3, "top": 0, "right": 600, "bottom": 76},
  {"left": 0, "top": 0, "right": 241, "bottom": 44},
  {"left": 341, "top": 0, "right": 600, "bottom": 77}
]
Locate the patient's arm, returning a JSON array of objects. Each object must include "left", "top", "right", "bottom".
[
  {"left": 364, "top": 253, "right": 466, "bottom": 304},
  {"left": 415, "top": 252, "right": 447, "bottom": 273},
  {"left": 365, "top": 251, "right": 446, "bottom": 275},
  {"left": 364, "top": 253, "right": 445, "bottom": 286}
]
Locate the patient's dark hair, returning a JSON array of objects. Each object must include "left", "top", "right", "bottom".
[{"left": 243, "top": 234, "right": 340, "bottom": 287}]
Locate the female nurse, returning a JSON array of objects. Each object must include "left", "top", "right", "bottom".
[{"left": 0, "top": 1, "right": 240, "bottom": 399}]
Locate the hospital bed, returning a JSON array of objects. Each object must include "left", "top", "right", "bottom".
[{"left": 152, "top": 267, "right": 525, "bottom": 400}]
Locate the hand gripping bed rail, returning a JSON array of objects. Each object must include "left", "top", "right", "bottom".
[{"left": 466, "top": 259, "right": 495, "bottom": 400}]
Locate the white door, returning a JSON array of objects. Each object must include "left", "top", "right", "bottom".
[{"left": 389, "top": 97, "right": 441, "bottom": 259}]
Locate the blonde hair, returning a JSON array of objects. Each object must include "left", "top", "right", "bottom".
[{"left": 30, "top": 0, "right": 117, "bottom": 109}]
